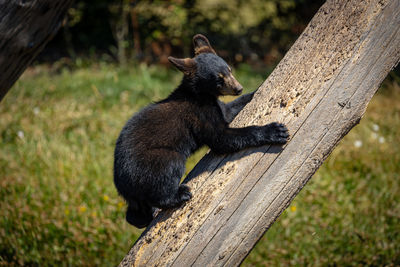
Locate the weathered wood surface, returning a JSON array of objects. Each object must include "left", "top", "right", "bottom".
[
  {"left": 120, "top": 0, "right": 400, "bottom": 266},
  {"left": 0, "top": 0, "right": 74, "bottom": 101}
]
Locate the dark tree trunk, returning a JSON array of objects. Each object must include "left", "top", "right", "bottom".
[{"left": 0, "top": 0, "right": 75, "bottom": 101}]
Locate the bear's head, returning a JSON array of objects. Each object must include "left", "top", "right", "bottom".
[{"left": 168, "top": 34, "right": 243, "bottom": 96}]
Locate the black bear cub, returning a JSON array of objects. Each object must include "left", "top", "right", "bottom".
[{"left": 114, "top": 34, "right": 289, "bottom": 228}]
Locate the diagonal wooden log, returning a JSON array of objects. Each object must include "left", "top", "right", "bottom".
[
  {"left": 0, "top": 0, "right": 74, "bottom": 102},
  {"left": 120, "top": 0, "right": 400, "bottom": 266}
]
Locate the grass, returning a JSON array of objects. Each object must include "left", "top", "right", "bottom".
[{"left": 0, "top": 62, "right": 399, "bottom": 266}]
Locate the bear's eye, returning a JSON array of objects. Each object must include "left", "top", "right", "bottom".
[{"left": 217, "top": 73, "right": 224, "bottom": 89}]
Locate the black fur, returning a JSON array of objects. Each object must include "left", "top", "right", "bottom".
[{"left": 113, "top": 34, "right": 289, "bottom": 228}]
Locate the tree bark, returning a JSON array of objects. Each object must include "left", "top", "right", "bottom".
[
  {"left": 0, "top": 0, "right": 74, "bottom": 101},
  {"left": 120, "top": 0, "right": 400, "bottom": 266}
]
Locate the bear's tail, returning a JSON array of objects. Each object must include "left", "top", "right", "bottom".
[{"left": 126, "top": 200, "right": 154, "bottom": 228}]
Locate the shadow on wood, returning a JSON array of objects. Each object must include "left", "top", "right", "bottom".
[{"left": 120, "top": 0, "right": 400, "bottom": 266}]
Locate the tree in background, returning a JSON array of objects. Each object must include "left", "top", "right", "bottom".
[{"left": 42, "top": 0, "right": 324, "bottom": 66}]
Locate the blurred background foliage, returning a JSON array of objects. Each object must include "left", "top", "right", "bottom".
[
  {"left": 42, "top": 0, "right": 323, "bottom": 67},
  {"left": 1, "top": 0, "right": 400, "bottom": 266}
]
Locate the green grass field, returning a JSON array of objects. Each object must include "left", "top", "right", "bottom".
[{"left": 0, "top": 62, "right": 399, "bottom": 266}]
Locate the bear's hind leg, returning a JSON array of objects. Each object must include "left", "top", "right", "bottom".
[
  {"left": 150, "top": 184, "right": 192, "bottom": 210},
  {"left": 147, "top": 152, "right": 192, "bottom": 210},
  {"left": 126, "top": 200, "right": 155, "bottom": 228},
  {"left": 178, "top": 184, "right": 192, "bottom": 202}
]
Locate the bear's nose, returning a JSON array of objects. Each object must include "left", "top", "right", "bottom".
[{"left": 235, "top": 86, "right": 243, "bottom": 95}]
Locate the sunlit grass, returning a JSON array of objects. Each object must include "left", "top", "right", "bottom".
[{"left": 0, "top": 62, "right": 399, "bottom": 266}]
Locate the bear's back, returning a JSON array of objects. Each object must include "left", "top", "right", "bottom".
[{"left": 118, "top": 101, "right": 200, "bottom": 159}]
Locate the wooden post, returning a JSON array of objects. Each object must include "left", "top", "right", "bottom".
[
  {"left": 120, "top": 0, "right": 400, "bottom": 266},
  {"left": 0, "top": 0, "right": 74, "bottom": 101}
]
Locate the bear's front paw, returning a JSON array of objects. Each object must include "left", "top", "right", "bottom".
[{"left": 262, "top": 122, "right": 289, "bottom": 144}]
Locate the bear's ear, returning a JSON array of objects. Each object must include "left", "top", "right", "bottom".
[
  {"left": 168, "top": 57, "right": 196, "bottom": 75},
  {"left": 193, "top": 34, "right": 216, "bottom": 56}
]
